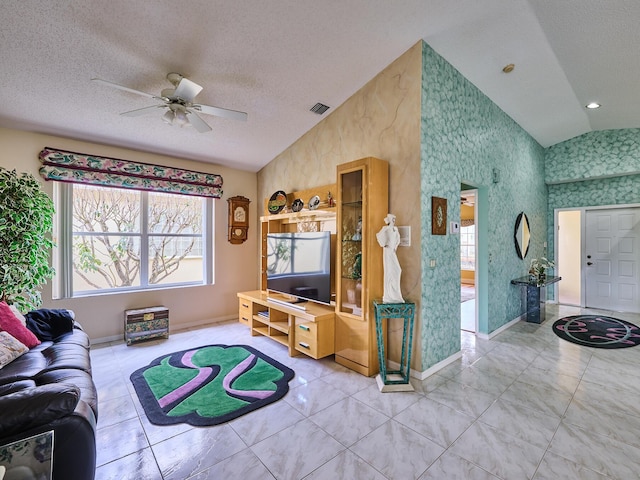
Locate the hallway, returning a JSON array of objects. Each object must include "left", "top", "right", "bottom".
[{"left": 461, "top": 284, "right": 475, "bottom": 332}]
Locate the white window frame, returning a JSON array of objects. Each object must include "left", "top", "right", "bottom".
[
  {"left": 460, "top": 224, "right": 476, "bottom": 271},
  {"left": 53, "top": 183, "right": 214, "bottom": 298}
]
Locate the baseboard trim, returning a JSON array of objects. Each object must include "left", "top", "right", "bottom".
[
  {"left": 388, "top": 313, "right": 524, "bottom": 380},
  {"left": 93, "top": 334, "right": 122, "bottom": 345},
  {"left": 476, "top": 314, "right": 524, "bottom": 340},
  {"left": 92, "top": 314, "right": 237, "bottom": 345},
  {"left": 174, "top": 314, "right": 237, "bottom": 332},
  {"left": 387, "top": 350, "right": 463, "bottom": 381}
]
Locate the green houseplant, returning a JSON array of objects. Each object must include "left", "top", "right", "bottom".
[
  {"left": 0, "top": 167, "right": 55, "bottom": 311},
  {"left": 529, "top": 257, "right": 555, "bottom": 284}
]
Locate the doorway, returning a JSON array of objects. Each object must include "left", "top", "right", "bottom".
[
  {"left": 460, "top": 187, "right": 477, "bottom": 332},
  {"left": 556, "top": 205, "right": 640, "bottom": 313},
  {"left": 557, "top": 210, "right": 581, "bottom": 305}
]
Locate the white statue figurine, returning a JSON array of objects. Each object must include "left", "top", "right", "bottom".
[{"left": 376, "top": 213, "right": 404, "bottom": 303}]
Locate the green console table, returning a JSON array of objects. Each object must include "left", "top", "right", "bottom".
[{"left": 373, "top": 301, "right": 415, "bottom": 392}]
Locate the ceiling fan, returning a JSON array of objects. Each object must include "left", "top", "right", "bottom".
[{"left": 92, "top": 73, "right": 247, "bottom": 133}]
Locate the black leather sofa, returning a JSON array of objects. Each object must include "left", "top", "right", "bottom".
[{"left": 0, "top": 311, "right": 98, "bottom": 480}]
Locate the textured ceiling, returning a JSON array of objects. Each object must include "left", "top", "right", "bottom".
[{"left": 1, "top": 0, "right": 638, "bottom": 172}]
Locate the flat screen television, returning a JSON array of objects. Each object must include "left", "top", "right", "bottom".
[{"left": 266, "top": 231, "right": 332, "bottom": 305}]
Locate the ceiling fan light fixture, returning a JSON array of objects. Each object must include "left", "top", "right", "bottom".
[
  {"left": 174, "top": 109, "right": 188, "bottom": 127},
  {"left": 166, "top": 72, "right": 183, "bottom": 86},
  {"left": 586, "top": 102, "right": 601, "bottom": 109},
  {"left": 95, "top": 73, "right": 245, "bottom": 132},
  {"left": 161, "top": 88, "right": 176, "bottom": 99},
  {"left": 162, "top": 109, "right": 175, "bottom": 124}
]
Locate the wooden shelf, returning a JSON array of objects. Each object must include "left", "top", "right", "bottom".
[
  {"left": 253, "top": 314, "right": 269, "bottom": 325},
  {"left": 238, "top": 290, "right": 335, "bottom": 359},
  {"left": 335, "top": 157, "right": 389, "bottom": 376},
  {"left": 252, "top": 326, "right": 269, "bottom": 336},
  {"left": 261, "top": 208, "right": 336, "bottom": 223},
  {"left": 240, "top": 161, "right": 389, "bottom": 376},
  {"left": 270, "top": 335, "right": 289, "bottom": 347},
  {"left": 270, "top": 321, "right": 289, "bottom": 334},
  {"left": 259, "top": 192, "right": 337, "bottom": 292}
]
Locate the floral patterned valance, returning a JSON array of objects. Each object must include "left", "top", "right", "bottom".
[
  {"left": 38, "top": 147, "right": 223, "bottom": 198},
  {"left": 461, "top": 219, "right": 474, "bottom": 227}
]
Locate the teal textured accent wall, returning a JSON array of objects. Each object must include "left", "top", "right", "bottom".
[
  {"left": 547, "top": 175, "right": 640, "bottom": 262},
  {"left": 546, "top": 129, "right": 640, "bottom": 184},
  {"left": 545, "top": 130, "right": 640, "bottom": 267},
  {"left": 548, "top": 174, "right": 640, "bottom": 210},
  {"left": 420, "top": 42, "right": 547, "bottom": 370}
]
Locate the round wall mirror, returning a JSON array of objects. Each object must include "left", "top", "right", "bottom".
[{"left": 514, "top": 212, "right": 531, "bottom": 259}]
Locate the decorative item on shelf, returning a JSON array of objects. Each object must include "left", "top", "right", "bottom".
[
  {"left": 351, "top": 216, "right": 362, "bottom": 241},
  {"left": 327, "top": 191, "right": 335, "bottom": 207},
  {"left": 376, "top": 213, "right": 404, "bottom": 303},
  {"left": 342, "top": 214, "right": 355, "bottom": 242},
  {"left": 297, "top": 218, "right": 319, "bottom": 232},
  {"left": 308, "top": 195, "right": 320, "bottom": 210},
  {"left": 431, "top": 196, "right": 447, "bottom": 235},
  {"left": 291, "top": 198, "right": 304, "bottom": 212},
  {"left": 351, "top": 252, "right": 362, "bottom": 281},
  {"left": 529, "top": 257, "right": 555, "bottom": 284},
  {"left": 227, "top": 195, "right": 251, "bottom": 244},
  {"left": 347, "top": 252, "right": 363, "bottom": 311},
  {"left": 267, "top": 190, "right": 287, "bottom": 214}
]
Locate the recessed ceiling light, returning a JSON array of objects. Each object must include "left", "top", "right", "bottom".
[
  {"left": 502, "top": 64, "right": 515, "bottom": 73},
  {"left": 586, "top": 102, "right": 601, "bottom": 109}
]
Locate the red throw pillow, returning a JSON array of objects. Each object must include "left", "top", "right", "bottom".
[{"left": 0, "top": 302, "right": 40, "bottom": 348}]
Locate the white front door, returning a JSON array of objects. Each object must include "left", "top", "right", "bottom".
[{"left": 585, "top": 207, "right": 640, "bottom": 313}]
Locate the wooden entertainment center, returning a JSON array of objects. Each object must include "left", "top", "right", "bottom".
[
  {"left": 237, "top": 290, "right": 335, "bottom": 359},
  {"left": 237, "top": 157, "right": 388, "bottom": 376}
]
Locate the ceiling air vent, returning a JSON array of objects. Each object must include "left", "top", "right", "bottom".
[{"left": 310, "top": 103, "right": 330, "bottom": 115}]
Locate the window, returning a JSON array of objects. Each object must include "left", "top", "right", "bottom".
[
  {"left": 54, "top": 183, "right": 213, "bottom": 297},
  {"left": 460, "top": 224, "right": 475, "bottom": 271}
]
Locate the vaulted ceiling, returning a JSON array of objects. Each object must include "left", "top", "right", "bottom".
[{"left": 1, "top": 1, "right": 638, "bottom": 171}]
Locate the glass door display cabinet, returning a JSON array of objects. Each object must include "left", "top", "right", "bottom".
[{"left": 335, "top": 157, "right": 389, "bottom": 376}]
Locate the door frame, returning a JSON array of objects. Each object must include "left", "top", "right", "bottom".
[
  {"left": 554, "top": 202, "right": 640, "bottom": 309},
  {"left": 461, "top": 187, "right": 480, "bottom": 334}
]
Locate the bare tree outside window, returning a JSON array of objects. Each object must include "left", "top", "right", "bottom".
[
  {"left": 148, "top": 191, "right": 202, "bottom": 285},
  {"left": 72, "top": 185, "right": 204, "bottom": 292},
  {"left": 460, "top": 224, "right": 476, "bottom": 271}
]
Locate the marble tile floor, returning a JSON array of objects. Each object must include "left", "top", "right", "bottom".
[
  {"left": 461, "top": 298, "right": 475, "bottom": 333},
  {"left": 460, "top": 284, "right": 476, "bottom": 303},
  {"left": 92, "top": 304, "right": 640, "bottom": 479}
]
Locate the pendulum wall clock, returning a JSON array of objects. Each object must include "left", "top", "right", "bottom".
[{"left": 227, "top": 195, "right": 251, "bottom": 244}]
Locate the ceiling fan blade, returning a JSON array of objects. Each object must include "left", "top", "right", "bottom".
[
  {"left": 173, "top": 78, "right": 203, "bottom": 102},
  {"left": 186, "top": 111, "right": 212, "bottom": 133},
  {"left": 92, "top": 78, "right": 159, "bottom": 99},
  {"left": 194, "top": 103, "right": 248, "bottom": 122},
  {"left": 120, "top": 105, "right": 166, "bottom": 117}
]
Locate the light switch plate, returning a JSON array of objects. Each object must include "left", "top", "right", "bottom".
[
  {"left": 450, "top": 221, "right": 460, "bottom": 234},
  {"left": 398, "top": 226, "right": 411, "bottom": 246}
]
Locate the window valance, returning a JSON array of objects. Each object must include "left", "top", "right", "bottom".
[
  {"left": 38, "top": 147, "right": 223, "bottom": 198},
  {"left": 461, "top": 219, "right": 474, "bottom": 227}
]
